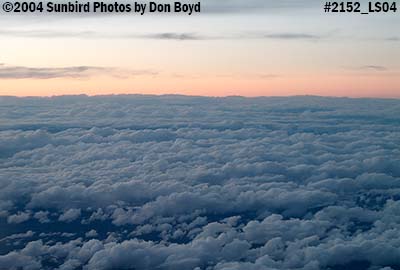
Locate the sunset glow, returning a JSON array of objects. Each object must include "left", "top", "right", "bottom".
[{"left": 0, "top": 1, "right": 399, "bottom": 97}]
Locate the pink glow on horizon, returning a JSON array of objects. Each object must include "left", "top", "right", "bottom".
[{"left": 0, "top": 73, "right": 399, "bottom": 98}]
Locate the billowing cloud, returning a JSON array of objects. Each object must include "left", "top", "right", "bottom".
[
  {"left": 58, "top": 209, "right": 81, "bottom": 222},
  {"left": 7, "top": 212, "right": 30, "bottom": 224},
  {"left": 0, "top": 95, "right": 399, "bottom": 269}
]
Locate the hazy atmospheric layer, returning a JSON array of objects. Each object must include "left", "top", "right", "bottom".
[{"left": 0, "top": 95, "right": 399, "bottom": 270}]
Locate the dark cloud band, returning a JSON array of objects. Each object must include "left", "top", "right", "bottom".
[{"left": 0, "top": 64, "right": 157, "bottom": 79}]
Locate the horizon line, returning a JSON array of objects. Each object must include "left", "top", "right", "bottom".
[{"left": 1, "top": 93, "right": 400, "bottom": 101}]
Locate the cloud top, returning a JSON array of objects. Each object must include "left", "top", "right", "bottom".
[{"left": 0, "top": 95, "right": 399, "bottom": 270}]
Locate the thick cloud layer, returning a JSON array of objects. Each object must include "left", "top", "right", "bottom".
[{"left": 0, "top": 95, "right": 399, "bottom": 270}]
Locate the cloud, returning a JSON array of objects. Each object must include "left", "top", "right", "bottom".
[
  {"left": 7, "top": 212, "right": 30, "bottom": 224},
  {"left": 0, "top": 29, "right": 207, "bottom": 40},
  {"left": 385, "top": 37, "right": 399, "bottom": 42},
  {"left": 0, "top": 64, "right": 157, "bottom": 79},
  {"left": 85, "top": 230, "right": 98, "bottom": 238},
  {"left": 0, "top": 28, "right": 325, "bottom": 41},
  {"left": 0, "top": 65, "right": 107, "bottom": 79},
  {"left": 33, "top": 211, "right": 50, "bottom": 223},
  {"left": 58, "top": 209, "right": 81, "bottom": 222},
  {"left": 263, "top": 33, "right": 322, "bottom": 40},
  {"left": 0, "top": 231, "right": 35, "bottom": 243},
  {"left": 358, "top": 65, "right": 388, "bottom": 72},
  {"left": 0, "top": 96, "right": 399, "bottom": 269},
  {"left": 140, "top": 32, "right": 204, "bottom": 40},
  {"left": 343, "top": 65, "right": 390, "bottom": 73}
]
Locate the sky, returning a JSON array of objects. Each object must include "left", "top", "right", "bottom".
[{"left": 0, "top": 0, "right": 399, "bottom": 97}]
